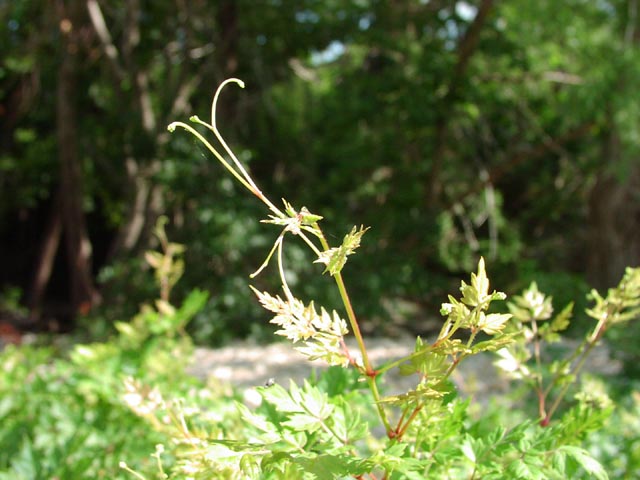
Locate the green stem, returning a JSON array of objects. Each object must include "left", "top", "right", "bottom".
[
  {"left": 333, "top": 265, "right": 391, "bottom": 431},
  {"left": 376, "top": 350, "right": 425, "bottom": 376},
  {"left": 170, "top": 80, "right": 393, "bottom": 433},
  {"left": 168, "top": 122, "right": 255, "bottom": 194},
  {"left": 276, "top": 236, "right": 294, "bottom": 302},
  {"left": 544, "top": 315, "right": 608, "bottom": 424},
  {"left": 313, "top": 225, "right": 391, "bottom": 431}
]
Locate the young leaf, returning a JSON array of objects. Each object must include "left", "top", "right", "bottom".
[
  {"left": 477, "top": 312, "right": 512, "bottom": 335},
  {"left": 314, "top": 226, "right": 369, "bottom": 275},
  {"left": 470, "top": 333, "right": 519, "bottom": 354},
  {"left": 461, "top": 257, "right": 490, "bottom": 307},
  {"left": 509, "top": 282, "right": 554, "bottom": 322}
]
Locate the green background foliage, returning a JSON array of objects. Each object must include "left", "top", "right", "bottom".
[{"left": 2, "top": 0, "right": 639, "bottom": 348}]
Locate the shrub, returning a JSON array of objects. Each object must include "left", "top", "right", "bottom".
[
  {"left": 114, "top": 79, "right": 640, "bottom": 479},
  {"left": 0, "top": 219, "right": 229, "bottom": 479}
]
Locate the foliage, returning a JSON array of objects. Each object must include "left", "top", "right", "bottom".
[
  {"left": 111, "top": 81, "right": 640, "bottom": 478},
  {"left": 0, "top": 128, "right": 638, "bottom": 477},
  {"left": 584, "top": 387, "right": 640, "bottom": 478},
  {"left": 0, "top": 219, "right": 220, "bottom": 479},
  {"left": 3, "top": 1, "right": 640, "bottom": 341}
]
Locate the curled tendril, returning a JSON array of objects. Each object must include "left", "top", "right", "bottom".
[{"left": 167, "top": 78, "right": 282, "bottom": 218}]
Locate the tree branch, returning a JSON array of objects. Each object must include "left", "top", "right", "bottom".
[
  {"left": 426, "top": 0, "right": 495, "bottom": 205},
  {"left": 86, "top": 0, "right": 125, "bottom": 82}
]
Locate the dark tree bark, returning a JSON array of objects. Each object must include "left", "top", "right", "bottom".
[
  {"left": 87, "top": 0, "right": 164, "bottom": 264},
  {"left": 587, "top": 5, "right": 640, "bottom": 289},
  {"left": 56, "top": 0, "right": 98, "bottom": 314},
  {"left": 587, "top": 129, "right": 640, "bottom": 290},
  {"left": 29, "top": 1, "right": 99, "bottom": 323},
  {"left": 216, "top": 0, "right": 239, "bottom": 78},
  {"left": 28, "top": 191, "right": 62, "bottom": 320}
]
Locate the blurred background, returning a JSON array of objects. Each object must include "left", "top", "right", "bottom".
[{"left": 1, "top": 0, "right": 638, "bottom": 347}]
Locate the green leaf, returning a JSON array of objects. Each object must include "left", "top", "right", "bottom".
[
  {"left": 295, "top": 453, "right": 369, "bottom": 478},
  {"left": 551, "top": 450, "right": 566, "bottom": 473},
  {"left": 460, "top": 438, "right": 476, "bottom": 463},
  {"left": 262, "top": 381, "right": 334, "bottom": 434},
  {"left": 379, "top": 380, "right": 449, "bottom": 406},
  {"left": 399, "top": 345, "right": 448, "bottom": 378},
  {"left": 260, "top": 383, "right": 301, "bottom": 414},
  {"left": 461, "top": 257, "right": 490, "bottom": 306},
  {"left": 298, "top": 206, "right": 323, "bottom": 225},
  {"left": 478, "top": 312, "right": 512, "bottom": 335},
  {"left": 470, "top": 333, "right": 519, "bottom": 354},
  {"left": 314, "top": 226, "right": 369, "bottom": 275},
  {"left": 559, "top": 446, "right": 608, "bottom": 480},
  {"left": 240, "top": 453, "right": 262, "bottom": 478},
  {"left": 283, "top": 412, "right": 326, "bottom": 432},
  {"left": 236, "top": 402, "right": 280, "bottom": 441},
  {"left": 539, "top": 301, "right": 574, "bottom": 342},
  {"left": 506, "top": 458, "right": 537, "bottom": 479}
]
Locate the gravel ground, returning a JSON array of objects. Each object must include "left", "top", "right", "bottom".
[{"left": 187, "top": 336, "right": 621, "bottom": 405}]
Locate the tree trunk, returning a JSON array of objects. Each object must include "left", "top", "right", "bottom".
[
  {"left": 587, "top": 123, "right": 640, "bottom": 290},
  {"left": 88, "top": 0, "right": 166, "bottom": 266},
  {"left": 56, "top": 0, "right": 97, "bottom": 315},
  {"left": 27, "top": 190, "right": 62, "bottom": 320}
]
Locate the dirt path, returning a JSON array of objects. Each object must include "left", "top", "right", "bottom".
[{"left": 187, "top": 337, "right": 620, "bottom": 404}]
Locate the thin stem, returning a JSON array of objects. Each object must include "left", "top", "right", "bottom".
[
  {"left": 543, "top": 315, "right": 609, "bottom": 424},
  {"left": 335, "top": 268, "right": 391, "bottom": 431},
  {"left": 544, "top": 341, "right": 594, "bottom": 423},
  {"left": 170, "top": 79, "right": 394, "bottom": 433},
  {"left": 311, "top": 224, "right": 390, "bottom": 430},
  {"left": 396, "top": 403, "right": 423, "bottom": 441},
  {"left": 276, "top": 235, "right": 294, "bottom": 302},
  {"left": 250, "top": 232, "right": 283, "bottom": 278},
  {"left": 542, "top": 338, "right": 586, "bottom": 398},
  {"left": 366, "top": 375, "right": 393, "bottom": 434},
  {"left": 210, "top": 79, "right": 282, "bottom": 217},
  {"left": 210, "top": 80, "right": 254, "bottom": 185},
  {"left": 168, "top": 122, "right": 255, "bottom": 193},
  {"left": 530, "top": 319, "right": 546, "bottom": 394},
  {"left": 119, "top": 462, "right": 147, "bottom": 480},
  {"left": 313, "top": 225, "right": 372, "bottom": 372},
  {"left": 298, "top": 230, "right": 323, "bottom": 257},
  {"left": 528, "top": 319, "right": 549, "bottom": 420}
]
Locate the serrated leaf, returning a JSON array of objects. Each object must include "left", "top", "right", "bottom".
[
  {"left": 282, "top": 199, "right": 296, "bottom": 217},
  {"left": 478, "top": 313, "right": 512, "bottom": 335},
  {"left": 431, "top": 338, "right": 465, "bottom": 356},
  {"left": 549, "top": 302, "right": 573, "bottom": 333},
  {"left": 330, "top": 398, "right": 367, "bottom": 443},
  {"left": 552, "top": 449, "right": 566, "bottom": 473},
  {"left": 460, "top": 439, "right": 476, "bottom": 462},
  {"left": 236, "top": 402, "right": 280, "bottom": 440},
  {"left": 470, "top": 333, "right": 519, "bottom": 354},
  {"left": 282, "top": 412, "right": 325, "bottom": 432},
  {"left": 295, "top": 453, "right": 369, "bottom": 478},
  {"left": 507, "top": 458, "right": 535, "bottom": 478},
  {"left": 494, "top": 348, "right": 531, "bottom": 379},
  {"left": 560, "top": 446, "right": 608, "bottom": 480},
  {"left": 379, "top": 380, "right": 449, "bottom": 406},
  {"left": 460, "top": 280, "right": 479, "bottom": 307},
  {"left": 400, "top": 348, "right": 448, "bottom": 378},
  {"left": 314, "top": 226, "right": 369, "bottom": 275},
  {"left": 240, "top": 453, "right": 261, "bottom": 478},
  {"left": 298, "top": 206, "right": 323, "bottom": 224},
  {"left": 461, "top": 257, "right": 490, "bottom": 306},
  {"left": 260, "top": 383, "right": 300, "bottom": 414}
]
